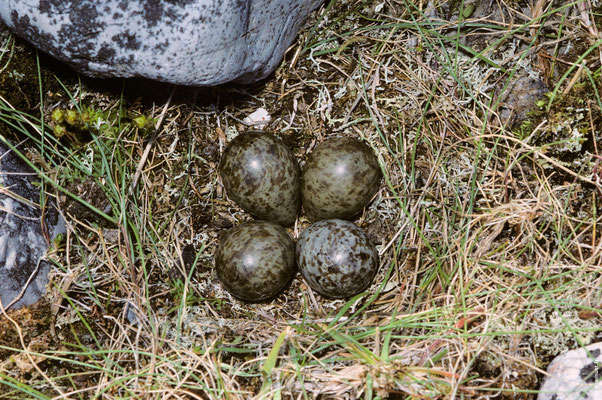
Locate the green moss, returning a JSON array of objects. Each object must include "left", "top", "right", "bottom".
[
  {"left": 47, "top": 105, "right": 155, "bottom": 144},
  {"left": 133, "top": 114, "right": 151, "bottom": 129},
  {"left": 51, "top": 107, "right": 64, "bottom": 123},
  {"left": 512, "top": 81, "right": 600, "bottom": 160}
]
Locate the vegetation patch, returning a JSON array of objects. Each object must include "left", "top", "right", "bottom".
[{"left": 1, "top": 1, "right": 601, "bottom": 398}]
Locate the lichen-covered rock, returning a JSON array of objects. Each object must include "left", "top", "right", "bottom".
[
  {"left": 0, "top": 140, "right": 65, "bottom": 310},
  {"left": 0, "top": 0, "right": 324, "bottom": 86},
  {"left": 498, "top": 75, "right": 548, "bottom": 127},
  {"left": 538, "top": 342, "right": 602, "bottom": 400}
]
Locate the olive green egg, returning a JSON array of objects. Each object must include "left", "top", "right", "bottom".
[
  {"left": 219, "top": 132, "right": 300, "bottom": 226},
  {"left": 301, "top": 137, "right": 381, "bottom": 221},
  {"left": 296, "top": 219, "right": 378, "bottom": 298},
  {"left": 216, "top": 221, "right": 296, "bottom": 302}
]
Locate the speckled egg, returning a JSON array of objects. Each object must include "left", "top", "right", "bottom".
[
  {"left": 301, "top": 137, "right": 381, "bottom": 221},
  {"left": 296, "top": 219, "right": 378, "bottom": 298},
  {"left": 216, "top": 221, "right": 296, "bottom": 301},
  {"left": 219, "top": 132, "right": 300, "bottom": 226}
]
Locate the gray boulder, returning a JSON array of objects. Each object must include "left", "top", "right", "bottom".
[
  {"left": 0, "top": 0, "right": 323, "bottom": 86},
  {"left": 0, "top": 140, "right": 65, "bottom": 311},
  {"left": 538, "top": 342, "right": 602, "bottom": 400}
]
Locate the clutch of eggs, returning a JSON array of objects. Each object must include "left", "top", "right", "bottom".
[{"left": 216, "top": 133, "right": 381, "bottom": 300}]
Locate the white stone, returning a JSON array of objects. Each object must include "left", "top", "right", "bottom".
[
  {"left": 243, "top": 107, "right": 271, "bottom": 129},
  {"left": 538, "top": 342, "right": 602, "bottom": 400}
]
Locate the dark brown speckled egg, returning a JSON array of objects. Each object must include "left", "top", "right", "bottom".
[
  {"left": 219, "top": 132, "right": 300, "bottom": 226},
  {"left": 301, "top": 137, "right": 381, "bottom": 221},
  {"left": 216, "top": 221, "right": 296, "bottom": 301},
  {"left": 296, "top": 219, "right": 378, "bottom": 298}
]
